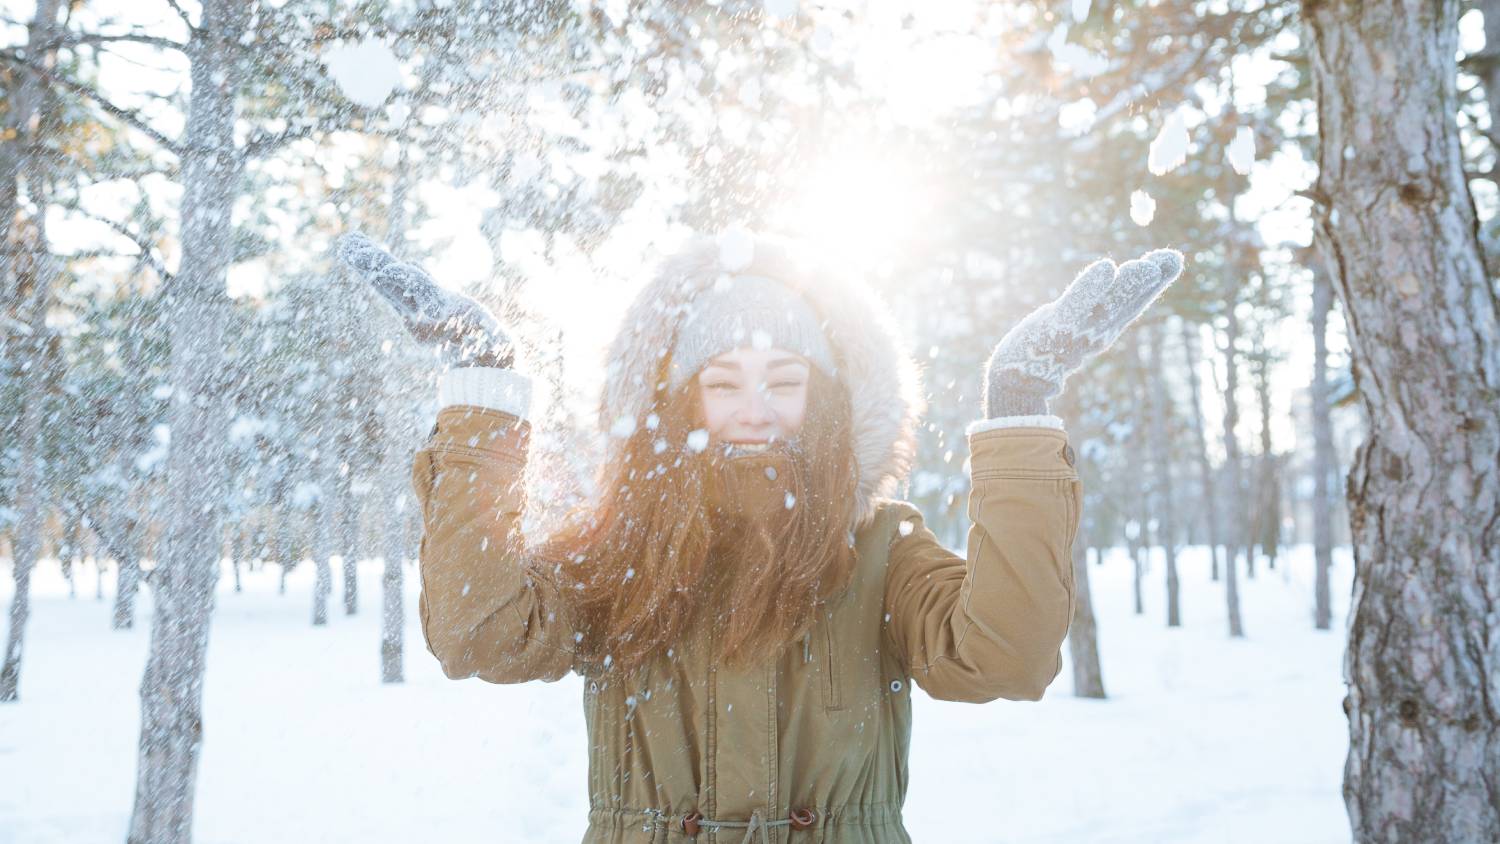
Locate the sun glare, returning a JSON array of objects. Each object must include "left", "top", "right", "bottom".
[{"left": 775, "top": 146, "right": 933, "bottom": 271}]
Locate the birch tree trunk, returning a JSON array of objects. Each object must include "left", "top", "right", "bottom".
[
  {"left": 1180, "top": 320, "right": 1224, "bottom": 582},
  {"left": 1219, "top": 304, "right": 1246, "bottom": 638},
  {"left": 1068, "top": 542, "right": 1106, "bottom": 698},
  {"left": 1310, "top": 267, "right": 1336, "bottom": 631},
  {"left": 127, "top": 2, "right": 247, "bottom": 839},
  {"left": 1305, "top": 1, "right": 1500, "bottom": 839}
]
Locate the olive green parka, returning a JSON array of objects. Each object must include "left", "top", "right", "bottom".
[{"left": 412, "top": 235, "right": 1081, "bottom": 843}]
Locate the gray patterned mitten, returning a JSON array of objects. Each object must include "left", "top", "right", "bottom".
[
  {"left": 335, "top": 231, "right": 514, "bottom": 369},
  {"left": 983, "top": 248, "right": 1185, "bottom": 418}
]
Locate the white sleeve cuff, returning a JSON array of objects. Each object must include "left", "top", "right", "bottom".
[
  {"left": 437, "top": 367, "right": 532, "bottom": 421},
  {"left": 966, "top": 415, "right": 1066, "bottom": 435}
]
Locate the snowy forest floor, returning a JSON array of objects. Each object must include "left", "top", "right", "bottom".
[{"left": 0, "top": 544, "right": 1354, "bottom": 844}]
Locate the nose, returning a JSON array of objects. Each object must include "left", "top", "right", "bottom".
[{"left": 737, "top": 384, "right": 775, "bottom": 428}]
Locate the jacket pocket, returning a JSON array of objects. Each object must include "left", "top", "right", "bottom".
[{"left": 821, "top": 608, "right": 844, "bottom": 712}]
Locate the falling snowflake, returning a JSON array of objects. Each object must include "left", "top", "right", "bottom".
[
  {"left": 610, "top": 414, "right": 637, "bottom": 438},
  {"left": 1226, "top": 126, "right": 1255, "bottom": 176},
  {"left": 322, "top": 39, "right": 402, "bottom": 108},
  {"left": 763, "top": 0, "right": 799, "bottom": 20},
  {"left": 1130, "top": 190, "right": 1157, "bottom": 226},
  {"left": 717, "top": 225, "right": 755, "bottom": 271},
  {"left": 686, "top": 429, "right": 710, "bottom": 452},
  {"left": 1148, "top": 110, "right": 1189, "bottom": 175}
]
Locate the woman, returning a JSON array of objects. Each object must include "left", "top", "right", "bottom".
[{"left": 337, "top": 230, "right": 1183, "bottom": 843}]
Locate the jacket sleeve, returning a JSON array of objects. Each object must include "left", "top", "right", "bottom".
[
  {"left": 882, "top": 424, "right": 1081, "bottom": 703},
  {"left": 410, "top": 379, "right": 577, "bottom": 684}
]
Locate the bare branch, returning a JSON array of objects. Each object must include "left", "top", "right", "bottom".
[
  {"left": 59, "top": 32, "right": 188, "bottom": 52},
  {"left": 54, "top": 205, "right": 174, "bottom": 283},
  {"left": 0, "top": 48, "right": 184, "bottom": 156},
  {"left": 163, "top": 0, "right": 195, "bottom": 31}
]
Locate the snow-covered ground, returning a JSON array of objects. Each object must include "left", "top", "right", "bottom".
[{"left": 0, "top": 544, "right": 1353, "bottom": 843}]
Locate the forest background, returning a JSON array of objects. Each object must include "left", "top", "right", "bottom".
[{"left": 1, "top": 0, "right": 1495, "bottom": 842}]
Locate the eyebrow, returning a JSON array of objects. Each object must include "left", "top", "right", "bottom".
[{"left": 703, "top": 356, "right": 810, "bottom": 371}]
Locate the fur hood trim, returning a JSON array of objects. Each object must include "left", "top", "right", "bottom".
[{"left": 599, "top": 232, "right": 925, "bottom": 530}]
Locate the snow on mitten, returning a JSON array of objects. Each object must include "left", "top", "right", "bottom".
[
  {"left": 983, "top": 248, "right": 1185, "bottom": 418},
  {"left": 335, "top": 231, "right": 515, "bottom": 369}
]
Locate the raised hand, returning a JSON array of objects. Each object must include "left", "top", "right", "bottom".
[
  {"left": 983, "top": 248, "right": 1185, "bottom": 418},
  {"left": 335, "top": 231, "right": 515, "bottom": 369}
]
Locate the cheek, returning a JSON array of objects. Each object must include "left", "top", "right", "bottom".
[
  {"left": 774, "top": 391, "right": 808, "bottom": 434},
  {"left": 699, "top": 392, "right": 733, "bottom": 434}
]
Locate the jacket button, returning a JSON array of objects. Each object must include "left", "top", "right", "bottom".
[
  {"left": 789, "top": 808, "right": 817, "bottom": 830},
  {"left": 682, "top": 812, "right": 702, "bottom": 835},
  {"left": 889, "top": 679, "right": 904, "bottom": 693},
  {"left": 1062, "top": 444, "right": 1076, "bottom": 467}
]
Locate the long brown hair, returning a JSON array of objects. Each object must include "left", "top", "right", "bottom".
[{"left": 543, "top": 365, "right": 859, "bottom": 675}]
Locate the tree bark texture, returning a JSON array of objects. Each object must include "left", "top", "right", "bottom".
[
  {"left": 1305, "top": 0, "right": 1500, "bottom": 839},
  {"left": 127, "top": 2, "right": 248, "bottom": 840},
  {"left": 0, "top": 0, "right": 63, "bottom": 706}
]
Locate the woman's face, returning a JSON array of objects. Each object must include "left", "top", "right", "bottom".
[{"left": 696, "top": 346, "right": 810, "bottom": 445}]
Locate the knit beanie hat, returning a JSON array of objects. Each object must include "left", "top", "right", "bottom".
[
  {"left": 601, "top": 230, "right": 924, "bottom": 530},
  {"left": 667, "top": 274, "right": 836, "bottom": 390}
]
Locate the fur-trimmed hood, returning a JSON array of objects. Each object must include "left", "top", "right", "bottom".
[{"left": 599, "top": 231, "right": 925, "bottom": 529}]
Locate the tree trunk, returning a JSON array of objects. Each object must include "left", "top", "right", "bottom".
[
  {"left": 1144, "top": 326, "right": 1181, "bottom": 627},
  {"left": 1180, "top": 320, "right": 1224, "bottom": 583},
  {"left": 1253, "top": 349, "right": 1279, "bottom": 572},
  {"left": 381, "top": 551, "right": 404, "bottom": 684},
  {"left": 1305, "top": 0, "right": 1500, "bottom": 839},
  {"left": 1310, "top": 266, "right": 1336, "bottom": 631},
  {"left": 61, "top": 519, "right": 79, "bottom": 599},
  {"left": 340, "top": 474, "right": 357, "bottom": 615},
  {"left": 127, "top": 2, "right": 248, "bottom": 840},
  {"left": 1067, "top": 543, "right": 1106, "bottom": 698},
  {"left": 231, "top": 523, "right": 246, "bottom": 593},
  {"left": 1219, "top": 303, "right": 1246, "bottom": 638},
  {"left": 0, "top": 0, "right": 63, "bottom": 706},
  {"left": 375, "top": 156, "right": 417, "bottom": 681},
  {"left": 0, "top": 321, "right": 43, "bottom": 700},
  {"left": 313, "top": 497, "right": 332, "bottom": 627},
  {"left": 276, "top": 495, "right": 295, "bottom": 596},
  {"left": 1121, "top": 349, "right": 1149, "bottom": 616},
  {"left": 108, "top": 516, "right": 142, "bottom": 631}
]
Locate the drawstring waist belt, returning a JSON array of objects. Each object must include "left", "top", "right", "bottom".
[
  {"left": 588, "top": 804, "right": 905, "bottom": 839},
  {"left": 680, "top": 808, "right": 817, "bottom": 843}
]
